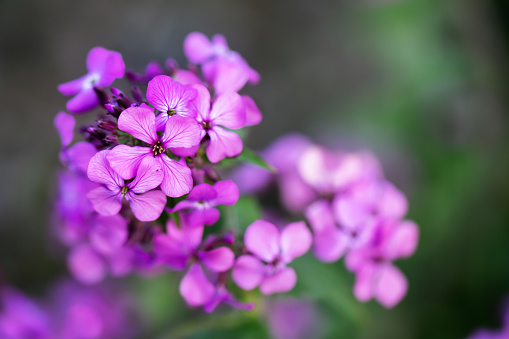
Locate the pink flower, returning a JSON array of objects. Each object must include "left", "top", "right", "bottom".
[
  {"left": 172, "top": 180, "right": 239, "bottom": 226},
  {"left": 146, "top": 75, "right": 198, "bottom": 132},
  {"left": 58, "top": 47, "right": 125, "bottom": 113},
  {"left": 192, "top": 83, "right": 246, "bottom": 163},
  {"left": 232, "top": 220, "right": 312, "bottom": 295},
  {"left": 87, "top": 150, "right": 166, "bottom": 221},
  {"left": 107, "top": 106, "right": 200, "bottom": 197}
]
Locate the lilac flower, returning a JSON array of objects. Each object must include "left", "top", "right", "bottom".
[
  {"left": 87, "top": 150, "right": 166, "bottom": 221},
  {"left": 172, "top": 180, "right": 239, "bottom": 226},
  {"left": 242, "top": 95, "right": 263, "bottom": 127},
  {"left": 108, "top": 106, "right": 200, "bottom": 197},
  {"left": 146, "top": 75, "right": 198, "bottom": 132},
  {"left": 67, "top": 243, "right": 107, "bottom": 285},
  {"left": 0, "top": 288, "right": 51, "bottom": 339},
  {"left": 184, "top": 32, "right": 260, "bottom": 94},
  {"left": 126, "top": 60, "right": 165, "bottom": 83},
  {"left": 192, "top": 83, "right": 246, "bottom": 163},
  {"left": 153, "top": 216, "right": 235, "bottom": 307},
  {"left": 232, "top": 220, "right": 312, "bottom": 295},
  {"left": 349, "top": 219, "right": 419, "bottom": 308},
  {"left": 58, "top": 47, "right": 125, "bottom": 113}
]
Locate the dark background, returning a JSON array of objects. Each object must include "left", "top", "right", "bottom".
[{"left": 1, "top": 0, "right": 509, "bottom": 338}]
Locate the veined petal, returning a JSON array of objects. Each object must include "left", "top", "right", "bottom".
[
  {"left": 117, "top": 106, "right": 158, "bottom": 145},
  {"left": 280, "top": 221, "right": 312, "bottom": 263},
  {"left": 86, "top": 187, "right": 122, "bottom": 216},
  {"left": 66, "top": 88, "right": 98, "bottom": 114},
  {"left": 190, "top": 84, "right": 211, "bottom": 120},
  {"left": 232, "top": 255, "right": 265, "bottom": 290},
  {"left": 68, "top": 245, "right": 106, "bottom": 285},
  {"left": 54, "top": 111, "right": 75, "bottom": 147},
  {"left": 89, "top": 214, "right": 128, "bottom": 255},
  {"left": 260, "top": 267, "right": 297, "bottom": 295},
  {"left": 87, "top": 150, "right": 123, "bottom": 188},
  {"left": 179, "top": 264, "right": 215, "bottom": 307},
  {"left": 128, "top": 190, "right": 166, "bottom": 222},
  {"left": 212, "top": 180, "right": 239, "bottom": 206},
  {"left": 184, "top": 32, "right": 215, "bottom": 64},
  {"left": 187, "top": 183, "right": 217, "bottom": 201},
  {"left": 206, "top": 127, "right": 243, "bottom": 163},
  {"left": 198, "top": 247, "right": 235, "bottom": 272},
  {"left": 155, "top": 112, "right": 169, "bottom": 133},
  {"left": 209, "top": 92, "right": 246, "bottom": 129},
  {"left": 158, "top": 155, "right": 193, "bottom": 197},
  {"left": 128, "top": 156, "right": 163, "bottom": 194},
  {"left": 245, "top": 220, "right": 280, "bottom": 262},
  {"left": 242, "top": 95, "right": 263, "bottom": 126},
  {"left": 147, "top": 75, "right": 197, "bottom": 114},
  {"left": 161, "top": 115, "right": 201, "bottom": 149},
  {"left": 108, "top": 145, "right": 151, "bottom": 180}
]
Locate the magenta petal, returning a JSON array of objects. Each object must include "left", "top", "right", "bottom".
[
  {"left": 153, "top": 233, "right": 189, "bottom": 270},
  {"left": 87, "top": 187, "right": 122, "bottom": 216},
  {"left": 375, "top": 264, "right": 408, "bottom": 308},
  {"left": 245, "top": 220, "right": 280, "bottom": 262},
  {"left": 232, "top": 255, "right": 265, "bottom": 290},
  {"left": 146, "top": 75, "right": 197, "bottom": 116},
  {"left": 213, "top": 60, "right": 250, "bottom": 95},
  {"left": 209, "top": 92, "right": 246, "bottom": 129},
  {"left": 353, "top": 264, "right": 376, "bottom": 302},
  {"left": 161, "top": 115, "right": 200, "bottom": 149},
  {"left": 170, "top": 144, "right": 200, "bottom": 158},
  {"left": 187, "top": 183, "right": 217, "bottom": 201},
  {"left": 280, "top": 221, "right": 312, "bottom": 263},
  {"left": 57, "top": 75, "right": 87, "bottom": 96},
  {"left": 158, "top": 155, "right": 193, "bottom": 197},
  {"left": 385, "top": 220, "right": 419, "bottom": 260},
  {"left": 198, "top": 247, "right": 235, "bottom": 272},
  {"left": 304, "top": 200, "right": 336, "bottom": 234},
  {"left": 174, "top": 69, "right": 202, "bottom": 86},
  {"left": 68, "top": 245, "right": 106, "bottom": 285},
  {"left": 179, "top": 264, "right": 215, "bottom": 307},
  {"left": 155, "top": 112, "right": 169, "bottom": 133},
  {"left": 66, "top": 141, "right": 97, "bottom": 174},
  {"left": 168, "top": 219, "right": 204, "bottom": 252},
  {"left": 333, "top": 195, "right": 371, "bottom": 230},
  {"left": 313, "top": 228, "right": 349, "bottom": 263},
  {"left": 108, "top": 145, "right": 151, "bottom": 180},
  {"left": 89, "top": 214, "right": 128, "bottom": 255},
  {"left": 66, "top": 88, "right": 98, "bottom": 114},
  {"left": 87, "top": 150, "right": 123, "bottom": 189},
  {"left": 128, "top": 190, "right": 166, "bottom": 222},
  {"left": 242, "top": 95, "right": 263, "bottom": 126},
  {"left": 206, "top": 127, "right": 243, "bottom": 163},
  {"left": 190, "top": 208, "right": 220, "bottom": 226},
  {"left": 377, "top": 182, "right": 408, "bottom": 219},
  {"left": 54, "top": 111, "right": 75, "bottom": 148},
  {"left": 212, "top": 180, "right": 239, "bottom": 206},
  {"left": 86, "top": 47, "right": 125, "bottom": 81},
  {"left": 117, "top": 106, "right": 158, "bottom": 144},
  {"left": 260, "top": 267, "right": 297, "bottom": 295},
  {"left": 184, "top": 32, "right": 215, "bottom": 64},
  {"left": 128, "top": 156, "right": 163, "bottom": 194},
  {"left": 191, "top": 83, "right": 211, "bottom": 120}
]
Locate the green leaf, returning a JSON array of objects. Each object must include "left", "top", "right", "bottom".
[{"left": 236, "top": 148, "right": 276, "bottom": 173}]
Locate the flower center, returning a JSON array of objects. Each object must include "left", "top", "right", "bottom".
[
  {"left": 167, "top": 108, "right": 176, "bottom": 116},
  {"left": 121, "top": 186, "right": 129, "bottom": 197},
  {"left": 202, "top": 121, "right": 211, "bottom": 130},
  {"left": 152, "top": 140, "right": 165, "bottom": 156}
]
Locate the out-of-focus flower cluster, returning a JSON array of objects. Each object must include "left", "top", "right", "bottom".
[
  {"left": 0, "top": 280, "right": 136, "bottom": 339},
  {"left": 52, "top": 32, "right": 419, "bottom": 314}
]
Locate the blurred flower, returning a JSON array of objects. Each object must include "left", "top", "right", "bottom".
[{"left": 265, "top": 297, "right": 319, "bottom": 339}]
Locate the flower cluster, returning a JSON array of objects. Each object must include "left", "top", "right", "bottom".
[
  {"left": 53, "top": 32, "right": 418, "bottom": 313},
  {"left": 232, "top": 134, "right": 419, "bottom": 308},
  {"left": 0, "top": 280, "right": 136, "bottom": 339}
]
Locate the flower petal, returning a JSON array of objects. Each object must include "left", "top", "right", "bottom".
[
  {"left": 280, "top": 221, "right": 312, "bottom": 263},
  {"left": 304, "top": 200, "right": 336, "bottom": 234},
  {"left": 242, "top": 95, "right": 263, "bottom": 126},
  {"left": 189, "top": 208, "right": 221, "bottom": 226},
  {"left": 128, "top": 190, "right": 166, "bottom": 222},
  {"left": 146, "top": 75, "right": 197, "bottom": 117},
  {"left": 212, "top": 180, "right": 239, "bottom": 206},
  {"left": 158, "top": 155, "right": 193, "bottom": 197},
  {"left": 68, "top": 244, "right": 106, "bottom": 285},
  {"left": 128, "top": 156, "right": 163, "bottom": 194},
  {"left": 86, "top": 187, "right": 122, "bottom": 216},
  {"left": 353, "top": 264, "right": 376, "bottom": 302},
  {"left": 153, "top": 233, "right": 189, "bottom": 270},
  {"left": 198, "top": 247, "right": 235, "bottom": 272},
  {"left": 377, "top": 182, "right": 408, "bottom": 219},
  {"left": 384, "top": 220, "right": 419, "bottom": 260},
  {"left": 66, "top": 88, "right": 98, "bottom": 114},
  {"left": 87, "top": 150, "right": 123, "bottom": 189},
  {"left": 206, "top": 127, "right": 243, "bottom": 163},
  {"left": 213, "top": 59, "right": 250, "bottom": 95},
  {"left": 191, "top": 83, "right": 211, "bottom": 120},
  {"left": 65, "top": 141, "right": 97, "bottom": 174},
  {"left": 375, "top": 264, "right": 408, "bottom": 308},
  {"left": 89, "top": 214, "right": 128, "bottom": 255},
  {"left": 108, "top": 145, "right": 151, "bottom": 180},
  {"left": 209, "top": 92, "right": 245, "bottom": 129},
  {"left": 313, "top": 228, "right": 349, "bottom": 263},
  {"left": 260, "top": 267, "right": 297, "bottom": 295},
  {"left": 174, "top": 69, "right": 202, "bottom": 86},
  {"left": 187, "top": 183, "right": 217, "bottom": 201},
  {"left": 86, "top": 46, "right": 125, "bottom": 82},
  {"left": 232, "top": 255, "right": 265, "bottom": 290},
  {"left": 184, "top": 32, "right": 215, "bottom": 64},
  {"left": 54, "top": 111, "right": 75, "bottom": 148},
  {"left": 117, "top": 106, "right": 158, "bottom": 145},
  {"left": 161, "top": 115, "right": 201, "bottom": 149},
  {"left": 179, "top": 264, "right": 215, "bottom": 307},
  {"left": 57, "top": 75, "right": 87, "bottom": 96},
  {"left": 245, "top": 220, "right": 280, "bottom": 262}
]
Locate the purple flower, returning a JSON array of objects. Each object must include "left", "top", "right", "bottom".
[
  {"left": 242, "top": 95, "right": 263, "bottom": 127},
  {"left": 58, "top": 47, "right": 125, "bottom": 113},
  {"left": 0, "top": 288, "right": 51, "bottom": 339},
  {"left": 126, "top": 60, "right": 165, "bottom": 83},
  {"left": 146, "top": 75, "right": 198, "bottom": 132},
  {"left": 87, "top": 150, "right": 166, "bottom": 221},
  {"left": 153, "top": 216, "right": 235, "bottom": 307},
  {"left": 107, "top": 106, "right": 200, "bottom": 197},
  {"left": 192, "top": 83, "right": 246, "bottom": 163},
  {"left": 172, "top": 180, "right": 239, "bottom": 226},
  {"left": 468, "top": 297, "right": 509, "bottom": 339},
  {"left": 184, "top": 32, "right": 260, "bottom": 94},
  {"left": 232, "top": 220, "right": 312, "bottom": 295},
  {"left": 266, "top": 298, "right": 319, "bottom": 339}
]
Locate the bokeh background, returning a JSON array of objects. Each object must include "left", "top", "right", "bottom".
[{"left": 2, "top": 0, "right": 509, "bottom": 338}]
